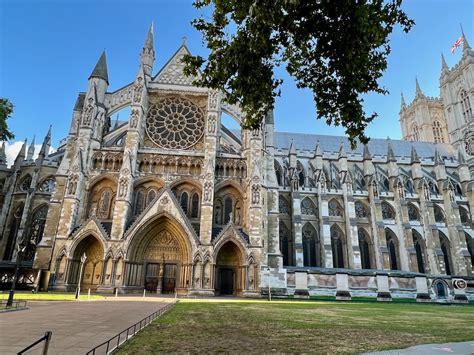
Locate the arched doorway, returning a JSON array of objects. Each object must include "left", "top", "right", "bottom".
[
  {"left": 69, "top": 235, "right": 104, "bottom": 290},
  {"left": 215, "top": 241, "right": 244, "bottom": 296},
  {"left": 125, "top": 215, "right": 192, "bottom": 294}
]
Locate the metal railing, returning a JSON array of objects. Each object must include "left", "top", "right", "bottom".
[
  {"left": 18, "top": 331, "right": 52, "bottom": 355},
  {"left": 86, "top": 302, "right": 175, "bottom": 355},
  {"left": 0, "top": 299, "right": 27, "bottom": 311}
]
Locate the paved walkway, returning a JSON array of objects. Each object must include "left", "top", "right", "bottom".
[
  {"left": 0, "top": 297, "right": 174, "bottom": 354},
  {"left": 366, "top": 341, "right": 474, "bottom": 354}
]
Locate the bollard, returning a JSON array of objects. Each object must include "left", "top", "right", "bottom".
[
  {"left": 115, "top": 288, "right": 118, "bottom": 298},
  {"left": 143, "top": 289, "right": 146, "bottom": 298},
  {"left": 88, "top": 288, "right": 91, "bottom": 300},
  {"left": 42, "top": 331, "right": 52, "bottom": 355}
]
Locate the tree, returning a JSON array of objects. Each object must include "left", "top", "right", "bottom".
[
  {"left": 183, "top": 0, "right": 414, "bottom": 148},
  {"left": 0, "top": 98, "right": 15, "bottom": 141}
]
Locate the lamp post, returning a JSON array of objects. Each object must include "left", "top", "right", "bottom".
[
  {"left": 75, "top": 253, "right": 87, "bottom": 299},
  {"left": 267, "top": 267, "right": 272, "bottom": 302},
  {"left": 7, "top": 243, "right": 27, "bottom": 307}
]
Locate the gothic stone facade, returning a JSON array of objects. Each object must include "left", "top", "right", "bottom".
[{"left": 1, "top": 26, "right": 473, "bottom": 300}]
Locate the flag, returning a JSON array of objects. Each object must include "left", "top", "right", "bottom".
[{"left": 451, "top": 36, "right": 464, "bottom": 54}]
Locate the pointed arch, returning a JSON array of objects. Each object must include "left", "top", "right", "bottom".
[
  {"left": 358, "top": 228, "right": 373, "bottom": 269},
  {"left": 433, "top": 204, "right": 445, "bottom": 223},
  {"left": 274, "top": 159, "right": 283, "bottom": 186},
  {"left": 328, "top": 199, "right": 344, "bottom": 217},
  {"left": 330, "top": 224, "right": 346, "bottom": 268},
  {"left": 355, "top": 200, "right": 369, "bottom": 218},
  {"left": 297, "top": 160, "right": 305, "bottom": 188},
  {"left": 385, "top": 228, "right": 400, "bottom": 270},
  {"left": 408, "top": 203, "right": 420, "bottom": 221},
  {"left": 279, "top": 220, "right": 292, "bottom": 266},
  {"left": 412, "top": 230, "right": 427, "bottom": 274},
  {"left": 301, "top": 197, "right": 317, "bottom": 215},
  {"left": 381, "top": 201, "right": 396, "bottom": 220},
  {"left": 302, "top": 222, "right": 319, "bottom": 267},
  {"left": 439, "top": 231, "right": 453, "bottom": 275}
]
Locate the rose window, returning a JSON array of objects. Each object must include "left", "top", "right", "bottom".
[{"left": 145, "top": 97, "right": 205, "bottom": 149}]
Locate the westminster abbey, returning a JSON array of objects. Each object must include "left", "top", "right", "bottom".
[{"left": 0, "top": 25, "right": 473, "bottom": 301}]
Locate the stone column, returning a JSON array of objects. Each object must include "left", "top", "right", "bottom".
[
  {"left": 199, "top": 90, "right": 220, "bottom": 245},
  {"left": 292, "top": 191, "right": 303, "bottom": 266},
  {"left": 320, "top": 196, "right": 333, "bottom": 268}
]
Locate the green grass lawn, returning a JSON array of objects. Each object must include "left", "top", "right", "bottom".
[
  {"left": 117, "top": 299, "right": 474, "bottom": 354},
  {"left": 0, "top": 292, "right": 104, "bottom": 301}
]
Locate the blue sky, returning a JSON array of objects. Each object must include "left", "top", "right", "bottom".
[{"left": 0, "top": 0, "right": 472, "bottom": 152}]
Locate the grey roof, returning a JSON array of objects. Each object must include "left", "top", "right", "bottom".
[
  {"left": 89, "top": 51, "right": 109, "bottom": 84},
  {"left": 272, "top": 131, "right": 456, "bottom": 159},
  {"left": 229, "top": 129, "right": 456, "bottom": 160}
]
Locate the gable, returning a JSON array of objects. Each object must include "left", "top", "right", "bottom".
[{"left": 152, "top": 45, "right": 200, "bottom": 86}]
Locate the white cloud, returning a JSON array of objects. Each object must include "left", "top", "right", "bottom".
[{"left": 2, "top": 141, "right": 56, "bottom": 167}]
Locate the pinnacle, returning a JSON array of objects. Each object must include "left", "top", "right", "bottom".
[
  {"left": 89, "top": 50, "right": 109, "bottom": 85},
  {"left": 441, "top": 53, "right": 448, "bottom": 72},
  {"left": 415, "top": 77, "right": 424, "bottom": 98}
]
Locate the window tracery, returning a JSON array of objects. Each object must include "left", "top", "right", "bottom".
[
  {"left": 355, "top": 201, "right": 368, "bottom": 218},
  {"left": 301, "top": 198, "right": 317, "bottom": 215},
  {"left": 328, "top": 200, "right": 343, "bottom": 217},
  {"left": 408, "top": 203, "right": 420, "bottom": 221},
  {"left": 433, "top": 204, "right": 445, "bottom": 223},
  {"left": 39, "top": 177, "right": 55, "bottom": 193},
  {"left": 302, "top": 223, "right": 318, "bottom": 267},
  {"left": 460, "top": 90, "right": 472, "bottom": 123},
  {"left": 381, "top": 202, "right": 396, "bottom": 220},
  {"left": 19, "top": 175, "right": 32, "bottom": 191},
  {"left": 24, "top": 205, "right": 48, "bottom": 261},
  {"left": 145, "top": 97, "right": 205, "bottom": 150},
  {"left": 432, "top": 121, "right": 444, "bottom": 143},
  {"left": 459, "top": 206, "right": 471, "bottom": 225},
  {"left": 279, "top": 196, "right": 290, "bottom": 214}
]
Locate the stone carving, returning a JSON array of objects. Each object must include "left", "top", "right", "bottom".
[
  {"left": 154, "top": 49, "right": 197, "bottom": 86},
  {"left": 82, "top": 98, "right": 95, "bottom": 125},
  {"left": 130, "top": 109, "right": 140, "bottom": 128},
  {"left": 251, "top": 184, "right": 260, "bottom": 204},
  {"left": 67, "top": 174, "right": 78, "bottom": 195},
  {"left": 145, "top": 97, "right": 205, "bottom": 150},
  {"left": 133, "top": 77, "right": 144, "bottom": 103},
  {"left": 208, "top": 90, "right": 219, "bottom": 110},
  {"left": 143, "top": 230, "right": 181, "bottom": 261},
  {"left": 160, "top": 196, "right": 169, "bottom": 205},
  {"left": 203, "top": 181, "right": 213, "bottom": 203},
  {"left": 465, "top": 130, "right": 474, "bottom": 156},
  {"left": 207, "top": 113, "right": 217, "bottom": 134},
  {"left": 118, "top": 177, "right": 128, "bottom": 198}
]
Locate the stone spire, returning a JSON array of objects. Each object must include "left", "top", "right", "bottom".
[
  {"left": 387, "top": 141, "right": 396, "bottom": 162},
  {"left": 363, "top": 144, "right": 371, "bottom": 160},
  {"left": 38, "top": 125, "right": 52, "bottom": 158},
  {"left": 14, "top": 139, "right": 27, "bottom": 168},
  {"left": 313, "top": 141, "right": 322, "bottom": 158},
  {"left": 0, "top": 142, "right": 7, "bottom": 166},
  {"left": 27, "top": 135, "right": 35, "bottom": 160},
  {"left": 400, "top": 92, "right": 406, "bottom": 110},
  {"left": 434, "top": 148, "right": 444, "bottom": 166},
  {"left": 141, "top": 22, "right": 155, "bottom": 77},
  {"left": 338, "top": 142, "right": 347, "bottom": 159},
  {"left": 462, "top": 29, "right": 471, "bottom": 54},
  {"left": 288, "top": 140, "right": 297, "bottom": 169},
  {"left": 410, "top": 145, "right": 420, "bottom": 164},
  {"left": 89, "top": 50, "right": 109, "bottom": 85},
  {"left": 415, "top": 77, "right": 424, "bottom": 99},
  {"left": 441, "top": 53, "right": 449, "bottom": 73}
]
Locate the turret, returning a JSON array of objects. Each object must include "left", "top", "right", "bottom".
[
  {"left": 27, "top": 135, "right": 35, "bottom": 160},
  {"left": 337, "top": 142, "right": 347, "bottom": 172},
  {"left": 141, "top": 22, "right": 155, "bottom": 78},
  {"left": 288, "top": 141, "right": 297, "bottom": 169},
  {"left": 87, "top": 50, "right": 109, "bottom": 102}
]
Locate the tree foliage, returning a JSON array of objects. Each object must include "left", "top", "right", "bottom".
[
  {"left": 183, "top": 0, "right": 414, "bottom": 147},
  {"left": 0, "top": 98, "right": 15, "bottom": 141}
]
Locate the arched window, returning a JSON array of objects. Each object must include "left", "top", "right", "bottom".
[
  {"left": 214, "top": 199, "right": 223, "bottom": 225},
  {"left": 279, "top": 196, "right": 290, "bottom": 214},
  {"left": 404, "top": 177, "right": 414, "bottom": 194},
  {"left": 465, "top": 232, "right": 473, "bottom": 269},
  {"left": 408, "top": 203, "right": 420, "bottom": 221},
  {"left": 4, "top": 206, "right": 23, "bottom": 260},
  {"left": 191, "top": 193, "right": 199, "bottom": 218},
  {"left": 330, "top": 225, "right": 345, "bottom": 268},
  {"left": 385, "top": 228, "right": 399, "bottom": 270},
  {"left": 412, "top": 230, "right": 426, "bottom": 274},
  {"left": 302, "top": 223, "right": 318, "bottom": 267},
  {"left": 358, "top": 229, "right": 371, "bottom": 269},
  {"left": 432, "top": 121, "right": 444, "bottom": 143},
  {"left": 297, "top": 161, "right": 305, "bottom": 188},
  {"left": 433, "top": 204, "right": 445, "bottom": 223},
  {"left": 19, "top": 175, "right": 32, "bottom": 191},
  {"left": 274, "top": 160, "right": 283, "bottom": 186},
  {"left": 279, "top": 221, "right": 291, "bottom": 266},
  {"left": 24, "top": 205, "right": 48, "bottom": 261},
  {"left": 146, "top": 189, "right": 156, "bottom": 206},
  {"left": 328, "top": 199, "right": 343, "bottom": 217},
  {"left": 301, "top": 198, "right": 317, "bottom": 215},
  {"left": 460, "top": 90, "right": 472, "bottom": 123},
  {"left": 39, "top": 177, "right": 55, "bottom": 193},
  {"left": 134, "top": 190, "right": 144, "bottom": 215},
  {"left": 459, "top": 206, "right": 471, "bottom": 225},
  {"left": 381, "top": 202, "right": 396, "bottom": 220},
  {"left": 412, "top": 124, "right": 419, "bottom": 141},
  {"left": 97, "top": 189, "right": 112, "bottom": 219},
  {"left": 180, "top": 192, "right": 189, "bottom": 214},
  {"left": 224, "top": 197, "right": 233, "bottom": 224},
  {"left": 355, "top": 201, "right": 368, "bottom": 218},
  {"left": 439, "top": 232, "right": 452, "bottom": 275}
]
